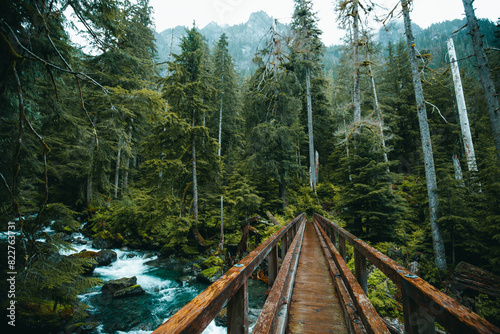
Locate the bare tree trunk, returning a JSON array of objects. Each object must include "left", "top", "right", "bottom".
[
  {"left": 462, "top": 0, "right": 500, "bottom": 162},
  {"left": 192, "top": 110, "right": 198, "bottom": 221},
  {"left": 114, "top": 137, "right": 122, "bottom": 199},
  {"left": 453, "top": 154, "right": 464, "bottom": 183},
  {"left": 368, "top": 60, "right": 389, "bottom": 171},
  {"left": 447, "top": 37, "right": 478, "bottom": 172},
  {"left": 401, "top": 0, "right": 447, "bottom": 271},
  {"left": 353, "top": 0, "right": 361, "bottom": 124},
  {"left": 220, "top": 195, "right": 224, "bottom": 250},
  {"left": 87, "top": 173, "right": 92, "bottom": 207},
  {"left": 306, "top": 69, "right": 316, "bottom": 192}
]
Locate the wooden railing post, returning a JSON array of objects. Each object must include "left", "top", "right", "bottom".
[
  {"left": 331, "top": 227, "right": 336, "bottom": 246},
  {"left": 280, "top": 233, "right": 288, "bottom": 261},
  {"left": 402, "top": 280, "right": 435, "bottom": 334},
  {"left": 339, "top": 235, "right": 346, "bottom": 262},
  {"left": 227, "top": 281, "right": 249, "bottom": 334},
  {"left": 354, "top": 248, "right": 368, "bottom": 294},
  {"left": 268, "top": 245, "right": 278, "bottom": 288}
]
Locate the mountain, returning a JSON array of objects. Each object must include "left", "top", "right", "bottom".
[
  {"left": 154, "top": 12, "right": 498, "bottom": 78},
  {"left": 154, "top": 11, "right": 290, "bottom": 77}
]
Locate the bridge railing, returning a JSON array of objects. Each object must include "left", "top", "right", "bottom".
[
  {"left": 152, "top": 213, "right": 307, "bottom": 334},
  {"left": 314, "top": 213, "right": 500, "bottom": 334}
]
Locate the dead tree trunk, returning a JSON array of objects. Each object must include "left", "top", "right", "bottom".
[
  {"left": 114, "top": 137, "right": 122, "bottom": 199},
  {"left": 192, "top": 110, "right": 198, "bottom": 221},
  {"left": 352, "top": 0, "right": 361, "bottom": 124},
  {"left": 401, "top": 0, "right": 447, "bottom": 271},
  {"left": 306, "top": 68, "right": 316, "bottom": 192},
  {"left": 462, "top": 0, "right": 500, "bottom": 162},
  {"left": 447, "top": 37, "right": 478, "bottom": 172}
]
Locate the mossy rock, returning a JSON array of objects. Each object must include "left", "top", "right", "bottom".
[
  {"left": 113, "top": 284, "right": 146, "bottom": 299},
  {"left": 202, "top": 256, "right": 224, "bottom": 269},
  {"left": 197, "top": 266, "right": 223, "bottom": 284}
]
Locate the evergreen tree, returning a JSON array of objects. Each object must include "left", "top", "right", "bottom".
[
  {"left": 291, "top": 0, "right": 324, "bottom": 192},
  {"left": 242, "top": 24, "right": 305, "bottom": 211}
]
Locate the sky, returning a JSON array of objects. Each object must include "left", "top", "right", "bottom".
[{"left": 149, "top": 0, "right": 500, "bottom": 46}]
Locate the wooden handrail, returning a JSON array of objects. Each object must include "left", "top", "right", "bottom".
[
  {"left": 152, "top": 213, "right": 306, "bottom": 334},
  {"left": 314, "top": 213, "right": 500, "bottom": 334}
]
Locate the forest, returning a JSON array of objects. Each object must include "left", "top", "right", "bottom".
[{"left": 1, "top": 0, "right": 500, "bottom": 332}]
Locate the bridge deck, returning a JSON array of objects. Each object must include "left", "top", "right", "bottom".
[{"left": 287, "top": 221, "right": 348, "bottom": 333}]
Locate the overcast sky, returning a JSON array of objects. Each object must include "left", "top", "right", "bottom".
[{"left": 149, "top": 0, "right": 499, "bottom": 46}]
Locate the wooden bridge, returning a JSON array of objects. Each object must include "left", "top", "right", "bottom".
[{"left": 153, "top": 213, "right": 500, "bottom": 334}]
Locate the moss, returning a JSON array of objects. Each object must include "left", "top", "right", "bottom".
[
  {"left": 72, "top": 251, "right": 99, "bottom": 259},
  {"left": 202, "top": 256, "right": 224, "bottom": 269},
  {"left": 201, "top": 266, "right": 222, "bottom": 279}
]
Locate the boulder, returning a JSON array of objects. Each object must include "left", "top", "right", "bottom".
[
  {"left": 92, "top": 237, "right": 114, "bottom": 249},
  {"left": 197, "top": 266, "right": 223, "bottom": 284},
  {"left": 97, "top": 250, "right": 117, "bottom": 267},
  {"left": 102, "top": 276, "right": 137, "bottom": 295},
  {"left": 113, "top": 285, "right": 145, "bottom": 299},
  {"left": 74, "top": 250, "right": 99, "bottom": 275}
]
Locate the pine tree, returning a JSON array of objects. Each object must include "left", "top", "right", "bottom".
[
  {"left": 291, "top": 0, "right": 324, "bottom": 192},
  {"left": 242, "top": 24, "right": 305, "bottom": 211}
]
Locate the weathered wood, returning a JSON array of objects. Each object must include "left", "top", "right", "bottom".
[
  {"left": 453, "top": 261, "right": 500, "bottom": 298},
  {"left": 266, "top": 211, "right": 280, "bottom": 225},
  {"left": 339, "top": 235, "right": 347, "bottom": 262},
  {"left": 153, "top": 213, "right": 305, "bottom": 334},
  {"left": 268, "top": 245, "right": 279, "bottom": 288},
  {"left": 228, "top": 281, "right": 249, "bottom": 334},
  {"left": 402, "top": 280, "right": 434, "bottom": 334},
  {"left": 355, "top": 248, "right": 368, "bottom": 295},
  {"left": 287, "top": 222, "right": 349, "bottom": 334},
  {"left": 314, "top": 213, "right": 500, "bottom": 334},
  {"left": 313, "top": 219, "right": 390, "bottom": 334},
  {"left": 253, "top": 218, "right": 306, "bottom": 334}
]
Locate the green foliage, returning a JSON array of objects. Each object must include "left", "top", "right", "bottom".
[
  {"left": 476, "top": 294, "right": 500, "bottom": 327},
  {"left": 38, "top": 203, "right": 80, "bottom": 233},
  {"left": 367, "top": 269, "right": 401, "bottom": 318}
]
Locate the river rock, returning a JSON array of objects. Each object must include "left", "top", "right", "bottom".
[
  {"left": 97, "top": 249, "right": 117, "bottom": 267},
  {"left": 92, "top": 236, "right": 114, "bottom": 249},
  {"left": 102, "top": 276, "right": 137, "bottom": 295},
  {"left": 196, "top": 266, "right": 223, "bottom": 284},
  {"left": 113, "top": 285, "right": 145, "bottom": 299},
  {"left": 74, "top": 250, "right": 99, "bottom": 274}
]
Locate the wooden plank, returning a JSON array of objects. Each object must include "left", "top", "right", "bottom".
[
  {"left": 313, "top": 213, "right": 500, "bottom": 334},
  {"left": 313, "top": 220, "right": 388, "bottom": 334},
  {"left": 153, "top": 213, "right": 306, "bottom": 334},
  {"left": 287, "top": 222, "right": 349, "bottom": 334}
]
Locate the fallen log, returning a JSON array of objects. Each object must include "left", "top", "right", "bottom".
[{"left": 453, "top": 261, "right": 500, "bottom": 298}]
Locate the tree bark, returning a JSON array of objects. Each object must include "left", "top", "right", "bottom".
[
  {"left": 462, "top": 0, "right": 500, "bottom": 162},
  {"left": 368, "top": 59, "right": 389, "bottom": 171},
  {"left": 352, "top": 0, "right": 361, "bottom": 124},
  {"left": 192, "top": 110, "right": 198, "bottom": 221},
  {"left": 114, "top": 137, "right": 122, "bottom": 199},
  {"left": 401, "top": 0, "right": 447, "bottom": 271},
  {"left": 306, "top": 69, "right": 316, "bottom": 192},
  {"left": 447, "top": 37, "right": 478, "bottom": 172}
]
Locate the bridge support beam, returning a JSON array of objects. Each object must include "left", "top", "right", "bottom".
[
  {"left": 354, "top": 248, "right": 368, "bottom": 295},
  {"left": 268, "top": 245, "right": 279, "bottom": 287},
  {"left": 228, "top": 281, "right": 249, "bottom": 334},
  {"left": 339, "top": 236, "right": 346, "bottom": 262},
  {"left": 402, "top": 281, "right": 435, "bottom": 334}
]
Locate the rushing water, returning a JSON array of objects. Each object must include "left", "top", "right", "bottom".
[
  {"left": 61, "top": 238, "right": 227, "bottom": 334},
  {"left": 3, "top": 220, "right": 266, "bottom": 333},
  {"left": 62, "top": 233, "right": 266, "bottom": 333}
]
